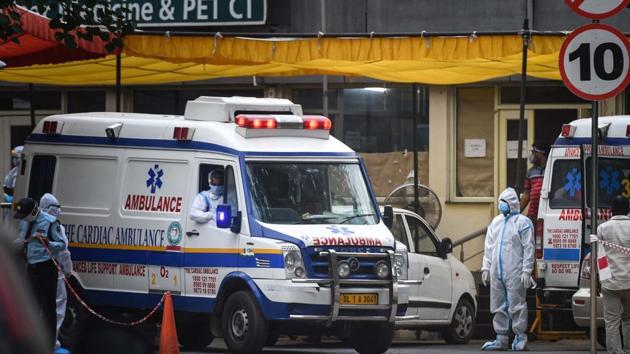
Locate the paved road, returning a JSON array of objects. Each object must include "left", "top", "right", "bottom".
[{"left": 186, "top": 338, "right": 604, "bottom": 353}]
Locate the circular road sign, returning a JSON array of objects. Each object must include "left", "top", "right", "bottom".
[
  {"left": 565, "top": 0, "right": 630, "bottom": 20},
  {"left": 559, "top": 23, "right": 630, "bottom": 101}
]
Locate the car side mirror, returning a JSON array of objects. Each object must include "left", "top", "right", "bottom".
[
  {"left": 383, "top": 205, "right": 394, "bottom": 229},
  {"left": 440, "top": 238, "right": 453, "bottom": 258}
]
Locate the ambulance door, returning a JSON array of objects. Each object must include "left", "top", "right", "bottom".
[{"left": 183, "top": 159, "right": 240, "bottom": 299}]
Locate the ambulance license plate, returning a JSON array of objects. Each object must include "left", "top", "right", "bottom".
[{"left": 339, "top": 293, "right": 378, "bottom": 305}]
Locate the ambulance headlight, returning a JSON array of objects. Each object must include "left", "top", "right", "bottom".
[
  {"left": 374, "top": 261, "right": 390, "bottom": 279},
  {"left": 337, "top": 261, "right": 351, "bottom": 278},
  {"left": 283, "top": 250, "right": 305, "bottom": 279},
  {"left": 394, "top": 252, "right": 408, "bottom": 280}
]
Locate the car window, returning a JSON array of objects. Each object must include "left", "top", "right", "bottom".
[
  {"left": 405, "top": 215, "right": 437, "bottom": 255},
  {"left": 390, "top": 214, "right": 409, "bottom": 249}
]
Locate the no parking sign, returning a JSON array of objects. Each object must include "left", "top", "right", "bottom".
[
  {"left": 565, "top": 0, "right": 630, "bottom": 19},
  {"left": 559, "top": 23, "right": 630, "bottom": 100}
]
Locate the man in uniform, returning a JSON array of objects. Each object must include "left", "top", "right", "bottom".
[{"left": 14, "top": 197, "right": 67, "bottom": 349}]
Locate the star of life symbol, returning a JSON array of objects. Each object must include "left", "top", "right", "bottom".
[
  {"left": 146, "top": 164, "right": 164, "bottom": 194},
  {"left": 326, "top": 225, "right": 355, "bottom": 236},
  {"left": 600, "top": 165, "right": 620, "bottom": 195},
  {"left": 564, "top": 168, "right": 582, "bottom": 198}
]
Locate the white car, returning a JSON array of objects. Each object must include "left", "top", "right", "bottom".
[{"left": 387, "top": 207, "right": 477, "bottom": 344}]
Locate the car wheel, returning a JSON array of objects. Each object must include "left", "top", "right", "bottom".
[
  {"left": 443, "top": 297, "right": 475, "bottom": 344},
  {"left": 222, "top": 291, "right": 268, "bottom": 354},
  {"left": 348, "top": 322, "right": 395, "bottom": 354}
]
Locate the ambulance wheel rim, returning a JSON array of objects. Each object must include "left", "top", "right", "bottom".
[
  {"left": 230, "top": 308, "right": 249, "bottom": 339},
  {"left": 453, "top": 305, "right": 472, "bottom": 337}
]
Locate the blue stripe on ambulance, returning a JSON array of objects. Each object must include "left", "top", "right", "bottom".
[
  {"left": 69, "top": 246, "right": 284, "bottom": 268},
  {"left": 543, "top": 248, "right": 580, "bottom": 261}
]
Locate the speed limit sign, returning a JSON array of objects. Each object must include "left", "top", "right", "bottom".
[
  {"left": 565, "top": 0, "right": 630, "bottom": 20},
  {"left": 559, "top": 23, "right": 630, "bottom": 101}
]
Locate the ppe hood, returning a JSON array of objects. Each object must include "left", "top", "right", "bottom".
[{"left": 499, "top": 187, "right": 520, "bottom": 214}]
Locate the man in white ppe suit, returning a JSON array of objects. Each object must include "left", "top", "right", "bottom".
[
  {"left": 481, "top": 187, "right": 535, "bottom": 351},
  {"left": 40, "top": 193, "right": 72, "bottom": 354},
  {"left": 190, "top": 168, "right": 224, "bottom": 224}
]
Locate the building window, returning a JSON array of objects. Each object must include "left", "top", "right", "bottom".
[
  {"left": 67, "top": 91, "right": 106, "bottom": 113},
  {"left": 133, "top": 88, "right": 264, "bottom": 115},
  {"left": 0, "top": 91, "right": 61, "bottom": 110},
  {"left": 500, "top": 86, "right": 587, "bottom": 105},
  {"left": 456, "top": 87, "right": 494, "bottom": 198}
]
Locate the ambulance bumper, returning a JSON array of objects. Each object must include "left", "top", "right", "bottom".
[{"left": 258, "top": 249, "right": 418, "bottom": 323}]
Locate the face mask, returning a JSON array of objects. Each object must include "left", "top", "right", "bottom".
[
  {"left": 211, "top": 185, "right": 224, "bottom": 198},
  {"left": 45, "top": 206, "right": 60, "bottom": 218},
  {"left": 498, "top": 201, "right": 510, "bottom": 215}
]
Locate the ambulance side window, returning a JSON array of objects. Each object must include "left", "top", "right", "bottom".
[{"left": 28, "top": 155, "right": 56, "bottom": 202}]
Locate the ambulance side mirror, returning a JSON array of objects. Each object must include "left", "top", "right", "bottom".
[
  {"left": 216, "top": 204, "right": 242, "bottom": 234},
  {"left": 383, "top": 205, "right": 394, "bottom": 229}
]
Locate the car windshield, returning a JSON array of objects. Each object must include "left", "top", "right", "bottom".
[{"left": 246, "top": 162, "right": 378, "bottom": 225}]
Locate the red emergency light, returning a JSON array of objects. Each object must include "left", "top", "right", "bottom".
[
  {"left": 561, "top": 124, "right": 576, "bottom": 138},
  {"left": 626, "top": 125, "right": 630, "bottom": 138},
  {"left": 536, "top": 218, "right": 544, "bottom": 259},
  {"left": 42, "top": 120, "right": 63, "bottom": 134},
  {"left": 302, "top": 115, "right": 332, "bottom": 130},
  {"left": 173, "top": 127, "right": 195, "bottom": 141},
  {"left": 235, "top": 115, "right": 278, "bottom": 129}
]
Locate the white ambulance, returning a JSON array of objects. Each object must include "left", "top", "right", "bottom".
[
  {"left": 536, "top": 116, "right": 630, "bottom": 305},
  {"left": 13, "top": 97, "right": 413, "bottom": 354}
]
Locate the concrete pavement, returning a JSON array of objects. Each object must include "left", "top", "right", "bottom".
[{"left": 186, "top": 337, "right": 604, "bottom": 353}]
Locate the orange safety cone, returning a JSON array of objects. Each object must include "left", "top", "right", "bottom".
[{"left": 159, "top": 291, "right": 180, "bottom": 354}]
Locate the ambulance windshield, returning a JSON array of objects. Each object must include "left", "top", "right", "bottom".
[{"left": 246, "top": 162, "right": 378, "bottom": 225}]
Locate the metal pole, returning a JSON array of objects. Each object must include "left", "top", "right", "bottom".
[
  {"left": 515, "top": 11, "right": 529, "bottom": 190},
  {"left": 412, "top": 84, "right": 419, "bottom": 214},
  {"left": 590, "top": 100, "right": 599, "bottom": 354},
  {"left": 28, "top": 83, "right": 36, "bottom": 128},
  {"left": 320, "top": 0, "right": 329, "bottom": 118},
  {"left": 115, "top": 53, "right": 122, "bottom": 112}
]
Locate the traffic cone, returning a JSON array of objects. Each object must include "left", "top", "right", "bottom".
[{"left": 159, "top": 291, "right": 180, "bottom": 354}]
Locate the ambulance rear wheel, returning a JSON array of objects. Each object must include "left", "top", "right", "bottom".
[
  {"left": 348, "top": 322, "right": 395, "bottom": 354},
  {"left": 222, "top": 291, "right": 268, "bottom": 353}
]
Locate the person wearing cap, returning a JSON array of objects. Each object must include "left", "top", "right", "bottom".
[
  {"left": 40, "top": 193, "right": 72, "bottom": 354},
  {"left": 190, "top": 168, "right": 225, "bottom": 224},
  {"left": 3, "top": 145, "right": 23, "bottom": 203},
  {"left": 14, "top": 197, "right": 67, "bottom": 350},
  {"left": 520, "top": 141, "right": 549, "bottom": 223}
]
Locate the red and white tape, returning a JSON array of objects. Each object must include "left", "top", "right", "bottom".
[{"left": 599, "top": 239, "right": 630, "bottom": 257}]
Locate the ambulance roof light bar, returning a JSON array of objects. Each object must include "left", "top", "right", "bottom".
[
  {"left": 236, "top": 115, "right": 278, "bottom": 129},
  {"left": 303, "top": 115, "right": 332, "bottom": 130},
  {"left": 43, "top": 120, "right": 64, "bottom": 135},
  {"left": 561, "top": 124, "right": 576, "bottom": 138}
]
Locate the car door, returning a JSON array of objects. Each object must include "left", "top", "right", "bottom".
[
  {"left": 405, "top": 213, "right": 453, "bottom": 321},
  {"left": 390, "top": 212, "right": 419, "bottom": 317}
]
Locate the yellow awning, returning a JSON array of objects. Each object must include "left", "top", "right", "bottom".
[{"left": 0, "top": 34, "right": 565, "bottom": 85}]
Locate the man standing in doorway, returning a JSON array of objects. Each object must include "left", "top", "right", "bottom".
[{"left": 520, "top": 141, "right": 550, "bottom": 223}]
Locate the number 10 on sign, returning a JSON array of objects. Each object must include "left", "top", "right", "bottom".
[{"left": 559, "top": 23, "right": 630, "bottom": 101}]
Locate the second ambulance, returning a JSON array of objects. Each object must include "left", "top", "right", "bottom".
[{"left": 13, "top": 96, "right": 413, "bottom": 354}]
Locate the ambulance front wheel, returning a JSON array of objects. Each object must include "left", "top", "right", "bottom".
[
  {"left": 222, "top": 290, "right": 269, "bottom": 353},
  {"left": 348, "top": 322, "right": 395, "bottom": 354}
]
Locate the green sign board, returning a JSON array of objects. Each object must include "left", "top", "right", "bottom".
[{"left": 23, "top": 0, "right": 267, "bottom": 27}]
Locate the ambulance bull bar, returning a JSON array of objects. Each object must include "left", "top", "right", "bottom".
[{"left": 290, "top": 249, "right": 419, "bottom": 323}]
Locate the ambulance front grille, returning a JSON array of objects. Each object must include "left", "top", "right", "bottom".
[{"left": 306, "top": 247, "right": 390, "bottom": 280}]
